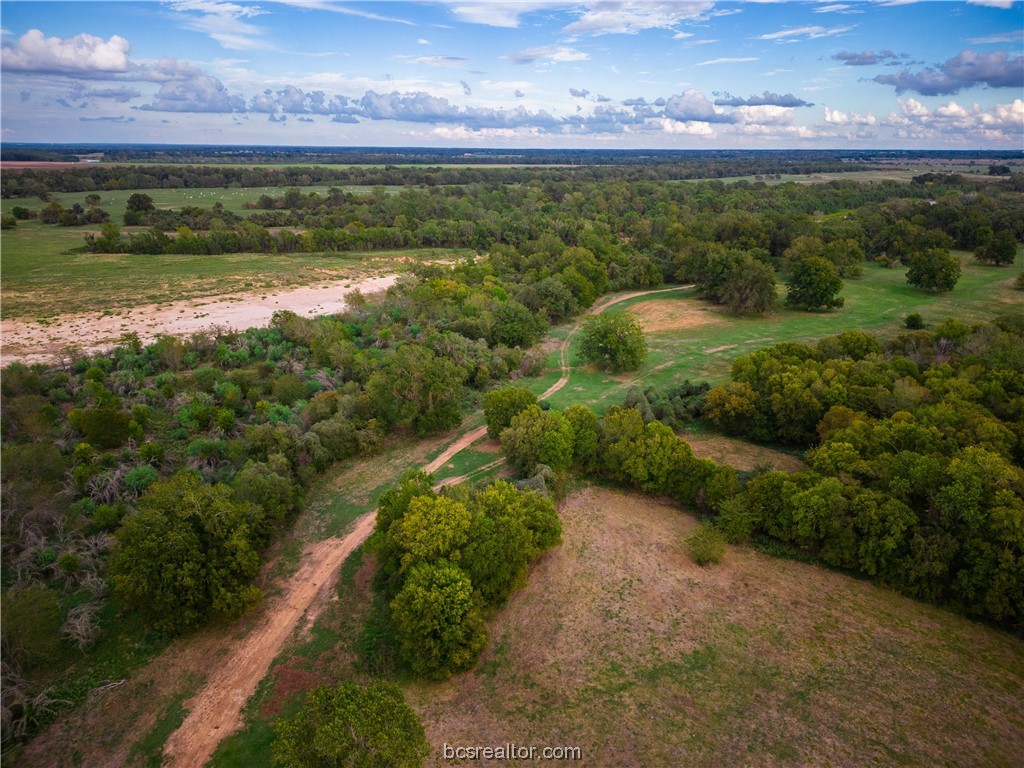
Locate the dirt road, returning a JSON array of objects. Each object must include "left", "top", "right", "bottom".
[{"left": 161, "top": 284, "right": 694, "bottom": 767}]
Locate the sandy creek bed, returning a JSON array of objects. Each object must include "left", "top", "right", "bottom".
[{"left": 1, "top": 274, "right": 397, "bottom": 365}]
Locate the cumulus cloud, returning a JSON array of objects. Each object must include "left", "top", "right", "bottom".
[
  {"left": 460, "top": 80, "right": 472, "bottom": 96},
  {"left": 657, "top": 118, "right": 716, "bottom": 136},
  {"left": 731, "top": 105, "right": 795, "bottom": 125},
  {"left": 505, "top": 45, "right": 589, "bottom": 64},
  {"left": 663, "top": 89, "right": 731, "bottom": 123},
  {"left": 1, "top": 29, "right": 130, "bottom": 74},
  {"left": 138, "top": 73, "right": 245, "bottom": 112},
  {"left": 873, "top": 49, "right": 1024, "bottom": 95},
  {"left": 714, "top": 90, "right": 813, "bottom": 107},
  {"left": 824, "top": 106, "right": 876, "bottom": 125},
  {"left": 884, "top": 96, "right": 1023, "bottom": 143},
  {"left": 562, "top": 2, "right": 714, "bottom": 36},
  {"left": 569, "top": 87, "right": 590, "bottom": 98},
  {"left": 514, "top": 89, "right": 525, "bottom": 98}
]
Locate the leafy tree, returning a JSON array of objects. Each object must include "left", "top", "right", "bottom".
[
  {"left": 109, "top": 472, "right": 262, "bottom": 633},
  {"left": 125, "top": 192, "right": 155, "bottom": 212},
  {"left": 785, "top": 256, "right": 844, "bottom": 310},
  {"left": 906, "top": 248, "right": 961, "bottom": 292},
  {"left": 905, "top": 313, "right": 925, "bottom": 330},
  {"left": 716, "top": 256, "right": 778, "bottom": 315},
  {"left": 389, "top": 559, "right": 488, "bottom": 678},
  {"left": 367, "top": 344, "right": 467, "bottom": 435},
  {"left": 578, "top": 312, "right": 648, "bottom": 372},
  {"left": 482, "top": 386, "right": 537, "bottom": 439},
  {"left": 500, "top": 405, "right": 575, "bottom": 475},
  {"left": 273, "top": 682, "right": 429, "bottom": 768},
  {"left": 489, "top": 300, "right": 548, "bottom": 348},
  {"left": 702, "top": 381, "right": 758, "bottom": 436},
  {"left": 390, "top": 495, "right": 472, "bottom": 571},
  {"left": 975, "top": 229, "right": 1017, "bottom": 266},
  {"left": 461, "top": 482, "right": 538, "bottom": 605}
]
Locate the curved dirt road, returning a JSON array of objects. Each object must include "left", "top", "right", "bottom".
[{"left": 162, "top": 283, "right": 694, "bottom": 767}]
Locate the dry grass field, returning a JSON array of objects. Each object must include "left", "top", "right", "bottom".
[{"left": 406, "top": 487, "right": 1024, "bottom": 767}]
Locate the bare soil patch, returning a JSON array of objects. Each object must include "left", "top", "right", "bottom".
[
  {"left": 627, "top": 298, "right": 721, "bottom": 334},
  {"left": 0, "top": 275, "right": 396, "bottom": 365},
  {"left": 408, "top": 487, "right": 1024, "bottom": 767},
  {"left": 684, "top": 433, "right": 807, "bottom": 472}
]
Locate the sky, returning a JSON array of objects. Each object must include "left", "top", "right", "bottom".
[{"left": 0, "top": 1, "right": 1022, "bottom": 149}]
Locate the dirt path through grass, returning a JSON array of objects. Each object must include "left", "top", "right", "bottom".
[{"left": 160, "top": 285, "right": 692, "bottom": 767}]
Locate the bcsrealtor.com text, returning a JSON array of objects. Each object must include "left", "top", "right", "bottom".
[{"left": 443, "top": 743, "right": 582, "bottom": 761}]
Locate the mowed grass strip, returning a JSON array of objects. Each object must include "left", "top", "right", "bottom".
[{"left": 407, "top": 487, "right": 1024, "bottom": 768}]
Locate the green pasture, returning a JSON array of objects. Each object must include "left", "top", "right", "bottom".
[
  {"left": 0, "top": 217, "right": 467, "bottom": 318},
  {"left": 0, "top": 185, "right": 383, "bottom": 218},
  {"left": 543, "top": 251, "right": 1022, "bottom": 413}
]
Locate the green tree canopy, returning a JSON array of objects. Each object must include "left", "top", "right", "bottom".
[
  {"left": 367, "top": 344, "right": 467, "bottom": 435},
  {"left": 500, "top": 405, "right": 575, "bottom": 475},
  {"left": 272, "top": 681, "right": 429, "bottom": 768},
  {"left": 389, "top": 559, "right": 488, "bottom": 678},
  {"left": 906, "top": 248, "right": 962, "bottom": 292},
  {"left": 482, "top": 385, "right": 537, "bottom": 439},
  {"left": 785, "top": 256, "right": 844, "bottom": 310},
  {"left": 578, "top": 312, "right": 648, "bottom": 372},
  {"left": 109, "top": 472, "right": 262, "bottom": 633}
]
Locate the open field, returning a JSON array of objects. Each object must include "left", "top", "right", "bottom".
[
  {"left": 543, "top": 251, "right": 1022, "bottom": 414},
  {"left": 0, "top": 218, "right": 467, "bottom": 320},
  {"left": 207, "top": 487, "right": 1024, "bottom": 768}
]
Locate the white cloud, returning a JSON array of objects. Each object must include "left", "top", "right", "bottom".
[
  {"left": 562, "top": 2, "right": 714, "bottom": 36},
  {"left": 732, "top": 105, "right": 794, "bottom": 125},
  {"left": 273, "top": 0, "right": 415, "bottom": 25},
  {"left": 167, "top": 0, "right": 269, "bottom": 50},
  {"left": 824, "top": 106, "right": 876, "bottom": 125},
  {"left": 884, "top": 97, "right": 1023, "bottom": 143},
  {"left": 657, "top": 117, "right": 716, "bottom": 135},
  {"left": 966, "top": 0, "right": 1016, "bottom": 8},
  {"left": 444, "top": 1, "right": 559, "bottom": 28},
  {"left": 417, "top": 38, "right": 432, "bottom": 45},
  {"left": 412, "top": 55, "right": 471, "bottom": 69},
  {"left": 759, "top": 25, "right": 854, "bottom": 41},
  {"left": 1, "top": 29, "right": 131, "bottom": 74},
  {"left": 505, "top": 45, "right": 589, "bottom": 65},
  {"left": 697, "top": 57, "right": 758, "bottom": 66}
]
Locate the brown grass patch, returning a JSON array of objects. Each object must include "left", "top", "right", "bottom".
[
  {"left": 684, "top": 433, "right": 807, "bottom": 472},
  {"left": 626, "top": 299, "right": 722, "bottom": 334},
  {"left": 407, "top": 487, "right": 1024, "bottom": 767}
]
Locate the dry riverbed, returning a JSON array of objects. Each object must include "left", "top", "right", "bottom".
[{"left": 0, "top": 275, "right": 397, "bottom": 365}]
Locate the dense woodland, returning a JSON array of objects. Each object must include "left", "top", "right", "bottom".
[{"left": 2, "top": 162, "right": 1023, "bottom": 757}]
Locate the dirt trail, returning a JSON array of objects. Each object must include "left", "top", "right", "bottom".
[{"left": 161, "top": 284, "right": 694, "bottom": 767}]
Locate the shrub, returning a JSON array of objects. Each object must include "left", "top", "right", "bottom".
[
  {"left": 686, "top": 522, "right": 727, "bottom": 566},
  {"left": 904, "top": 313, "right": 925, "bottom": 330}
]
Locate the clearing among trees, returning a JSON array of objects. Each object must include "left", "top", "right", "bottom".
[{"left": 408, "top": 487, "right": 1024, "bottom": 767}]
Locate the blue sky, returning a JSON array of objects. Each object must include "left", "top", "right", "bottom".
[{"left": 1, "top": 1, "right": 1021, "bottom": 148}]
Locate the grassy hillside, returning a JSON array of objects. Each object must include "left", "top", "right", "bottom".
[{"left": 210, "top": 486, "right": 1024, "bottom": 767}]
